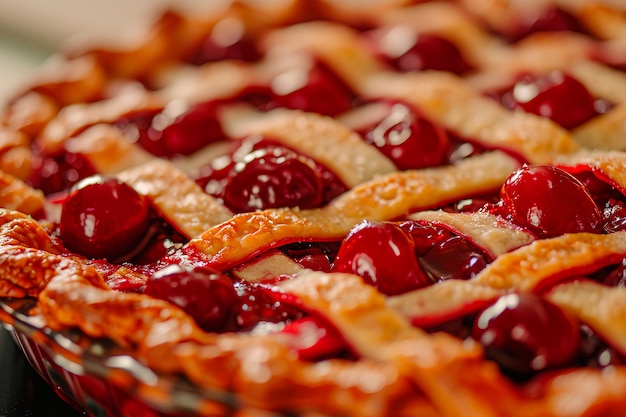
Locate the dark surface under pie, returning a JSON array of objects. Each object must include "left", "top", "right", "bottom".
[{"left": 0, "top": 327, "right": 82, "bottom": 417}]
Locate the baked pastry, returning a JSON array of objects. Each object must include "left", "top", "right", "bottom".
[{"left": 2, "top": 0, "right": 626, "bottom": 416}]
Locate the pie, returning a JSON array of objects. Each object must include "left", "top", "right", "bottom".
[{"left": 2, "top": 0, "right": 626, "bottom": 416}]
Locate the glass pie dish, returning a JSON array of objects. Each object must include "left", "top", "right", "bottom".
[{"left": 0, "top": 298, "right": 259, "bottom": 417}]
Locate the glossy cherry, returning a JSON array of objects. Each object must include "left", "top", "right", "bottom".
[
  {"left": 158, "top": 101, "right": 227, "bottom": 156},
  {"left": 233, "top": 280, "right": 305, "bottom": 331},
  {"left": 280, "top": 316, "right": 350, "bottom": 361},
  {"left": 399, "top": 220, "right": 489, "bottom": 281},
  {"left": 511, "top": 6, "right": 587, "bottom": 41},
  {"left": 28, "top": 151, "right": 98, "bottom": 195},
  {"left": 187, "top": 24, "right": 260, "bottom": 65},
  {"left": 399, "top": 220, "right": 455, "bottom": 256},
  {"left": 419, "top": 235, "right": 489, "bottom": 282},
  {"left": 222, "top": 146, "right": 325, "bottom": 212},
  {"left": 472, "top": 293, "right": 580, "bottom": 377},
  {"left": 269, "top": 63, "right": 354, "bottom": 116},
  {"left": 602, "top": 259, "right": 626, "bottom": 287},
  {"left": 332, "top": 221, "right": 432, "bottom": 295},
  {"left": 280, "top": 241, "right": 341, "bottom": 272},
  {"left": 501, "top": 71, "right": 600, "bottom": 129},
  {"left": 116, "top": 102, "right": 226, "bottom": 157},
  {"left": 500, "top": 165, "right": 603, "bottom": 238},
  {"left": 364, "top": 102, "right": 450, "bottom": 170},
  {"left": 144, "top": 265, "right": 239, "bottom": 333},
  {"left": 579, "top": 324, "right": 626, "bottom": 368},
  {"left": 60, "top": 176, "right": 150, "bottom": 260},
  {"left": 603, "top": 199, "right": 626, "bottom": 233},
  {"left": 131, "top": 222, "right": 187, "bottom": 265},
  {"left": 384, "top": 32, "right": 472, "bottom": 75}
]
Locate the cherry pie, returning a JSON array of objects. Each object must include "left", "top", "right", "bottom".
[{"left": 2, "top": 0, "right": 626, "bottom": 416}]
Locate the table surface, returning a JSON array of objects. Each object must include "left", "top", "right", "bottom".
[{"left": 0, "top": 327, "right": 84, "bottom": 417}]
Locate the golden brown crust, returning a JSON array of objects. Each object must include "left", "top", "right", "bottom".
[
  {"left": 37, "top": 85, "right": 162, "bottom": 154},
  {"left": 117, "top": 159, "right": 233, "bottom": 238},
  {"left": 189, "top": 151, "right": 519, "bottom": 269},
  {"left": 221, "top": 108, "right": 397, "bottom": 187},
  {"left": 0, "top": 172, "right": 45, "bottom": 216},
  {"left": 388, "top": 232, "right": 626, "bottom": 325},
  {"left": 547, "top": 281, "right": 626, "bottom": 355},
  {"left": 553, "top": 150, "right": 626, "bottom": 189},
  {"left": 472, "top": 232, "right": 626, "bottom": 292},
  {"left": 362, "top": 71, "right": 580, "bottom": 164},
  {"left": 408, "top": 211, "right": 536, "bottom": 257},
  {"left": 0, "top": 128, "right": 31, "bottom": 179}
]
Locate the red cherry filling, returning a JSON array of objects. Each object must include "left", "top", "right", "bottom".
[
  {"left": 419, "top": 235, "right": 489, "bottom": 282},
  {"left": 604, "top": 200, "right": 626, "bottom": 233},
  {"left": 379, "top": 31, "right": 472, "bottom": 75},
  {"left": 60, "top": 176, "right": 150, "bottom": 261},
  {"left": 221, "top": 146, "right": 325, "bottom": 212},
  {"left": 499, "top": 165, "right": 603, "bottom": 238},
  {"left": 498, "top": 72, "right": 606, "bottom": 129},
  {"left": 116, "top": 101, "right": 227, "bottom": 157},
  {"left": 601, "top": 259, "right": 626, "bottom": 287},
  {"left": 362, "top": 102, "right": 450, "bottom": 170},
  {"left": 402, "top": 220, "right": 490, "bottom": 281},
  {"left": 280, "top": 241, "right": 341, "bottom": 272},
  {"left": 268, "top": 62, "right": 354, "bottom": 116},
  {"left": 561, "top": 168, "right": 626, "bottom": 233},
  {"left": 579, "top": 324, "right": 626, "bottom": 368},
  {"left": 443, "top": 194, "right": 501, "bottom": 214},
  {"left": 472, "top": 293, "right": 580, "bottom": 378},
  {"left": 280, "top": 316, "right": 353, "bottom": 361},
  {"left": 28, "top": 151, "right": 98, "bottom": 195},
  {"left": 144, "top": 265, "right": 239, "bottom": 333},
  {"left": 233, "top": 280, "right": 305, "bottom": 331},
  {"left": 508, "top": 6, "right": 588, "bottom": 41},
  {"left": 186, "top": 18, "right": 260, "bottom": 65},
  {"left": 333, "top": 221, "right": 433, "bottom": 295}
]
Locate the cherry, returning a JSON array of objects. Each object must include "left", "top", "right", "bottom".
[
  {"left": 222, "top": 146, "right": 325, "bottom": 212},
  {"left": 444, "top": 195, "right": 500, "bottom": 213},
  {"left": 158, "top": 101, "right": 227, "bottom": 156},
  {"left": 187, "top": 22, "right": 260, "bottom": 65},
  {"left": 131, "top": 221, "right": 187, "bottom": 265},
  {"left": 280, "top": 316, "right": 351, "bottom": 361},
  {"left": 383, "top": 32, "right": 472, "bottom": 75},
  {"left": 399, "top": 220, "right": 454, "bottom": 256},
  {"left": 28, "top": 151, "right": 98, "bottom": 195},
  {"left": 332, "top": 221, "right": 432, "bottom": 295},
  {"left": 60, "top": 176, "right": 150, "bottom": 260},
  {"left": 500, "top": 165, "right": 603, "bottom": 238},
  {"left": 280, "top": 241, "right": 341, "bottom": 272},
  {"left": 579, "top": 324, "right": 626, "bottom": 368},
  {"left": 269, "top": 62, "right": 354, "bottom": 116},
  {"left": 399, "top": 220, "right": 489, "bottom": 281},
  {"left": 603, "top": 199, "right": 626, "bottom": 233},
  {"left": 144, "top": 265, "right": 239, "bottom": 333},
  {"left": 472, "top": 293, "right": 580, "bottom": 378},
  {"left": 602, "top": 259, "right": 626, "bottom": 287},
  {"left": 116, "top": 101, "right": 226, "bottom": 157},
  {"left": 500, "top": 72, "right": 601, "bottom": 129},
  {"left": 363, "top": 102, "right": 450, "bottom": 170},
  {"left": 570, "top": 170, "right": 618, "bottom": 209},
  {"left": 419, "top": 235, "right": 489, "bottom": 282},
  {"left": 510, "top": 6, "right": 587, "bottom": 41},
  {"left": 233, "top": 280, "right": 305, "bottom": 331},
  {"left": 116, "top": 108, "right": 163, "bottom": 155}
]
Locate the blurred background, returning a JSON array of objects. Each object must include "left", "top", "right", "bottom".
[{"left": 0, "top": 0, "right": 220, "bottom": 101}]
